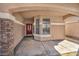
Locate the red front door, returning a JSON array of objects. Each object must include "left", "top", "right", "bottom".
[{"left": 26, "top": 24, "right": 32, "bottom": 35}]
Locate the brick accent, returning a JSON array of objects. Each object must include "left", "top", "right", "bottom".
[{"left": 0, "top": 19, "right": 14, "bottom": 56}]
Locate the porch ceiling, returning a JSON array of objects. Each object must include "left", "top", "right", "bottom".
[
  {"left": 0, "top": 3, "right": 79, "bottom": 19},
  {"left": 19, "top": 9, "right": 69, "bottom": 18}
]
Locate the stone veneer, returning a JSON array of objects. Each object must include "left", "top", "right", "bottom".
[{"left": 0, "top": 19, "right": 14, "bottom": 56}]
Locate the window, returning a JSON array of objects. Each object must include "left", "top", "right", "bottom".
[
  {"left": 43, "top": 19, "right": 50, "bottom": 34},
  {"left": 34, "top": 17, "right": 50, "bottom": 35},
  {"left": 36, "top": 19, "right": 40, "bottom": 34}
]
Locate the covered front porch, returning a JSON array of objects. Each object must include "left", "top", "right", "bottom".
[{"left": 0, "top": 4, "right": 79, "bottom": 56}]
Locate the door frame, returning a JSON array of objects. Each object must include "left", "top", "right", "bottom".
[{"left": 25, "top": 23, "right": 33, "bottom": 36}]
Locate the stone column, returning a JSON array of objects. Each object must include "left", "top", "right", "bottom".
[{"left": 0, "top": 19, "right": 14, "bottom": 56}]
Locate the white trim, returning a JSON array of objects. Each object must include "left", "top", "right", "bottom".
[
  {"left": 33, "top": 22, "right": 65, "bottom": 25},
  {"left": 51, "top": 23, "right": 65, "bottom": 25},
  {"left": 0, "top": 12, "right": 15, "bottom": 20},
  {"left": 65, "top": 20, "right": 79, "bottom": 24},
  {"left": 13, "top": 20, "right": 24, "bottom": 25},
  {"left": 33, "top": 34, "right": 51, "bottom": 37},
  {"left": 40, "top": 35, "right": 51, "bottom": 37},
  {"left": 0, "top": 12, "right": 24, "bottom": 25}
]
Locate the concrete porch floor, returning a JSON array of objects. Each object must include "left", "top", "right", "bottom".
[{"left": 14, "top": 37, "right": 61, "bottom": 56}]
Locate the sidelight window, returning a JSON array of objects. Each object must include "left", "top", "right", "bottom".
[{"left": 36, "top": 19, "right": 40, "bottom": 34}]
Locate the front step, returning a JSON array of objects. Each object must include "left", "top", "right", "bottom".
[
  {"left": 58, "top": 40, "right": 79, "bottom": 50},
  {"left": 55, "top": 45, "right": 71, "bottom": 54},
  {"left": 54, "top": 40, "right": 79, "bottom": 56}
]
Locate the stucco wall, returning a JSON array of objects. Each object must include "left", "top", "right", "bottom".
[
  {"left": 13, "top": 23, "right": 24, "bottom": 49},
  {"left": 13, "top": 13, "right": 25, "bottom": 49},
  {"left": 51, "top": 16, "right": 65, "bottom": 40},
  {"left": 65, "top": 16, "right": 79, "bottom": 39}
]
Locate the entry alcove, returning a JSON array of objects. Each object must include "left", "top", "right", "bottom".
[{"left": 33, "top": 16, "right": 52, "bottom": 41}]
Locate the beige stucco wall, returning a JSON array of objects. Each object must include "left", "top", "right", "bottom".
[
  {"left": 13, "top": 23, "right": 24, "bottom": 49},
  {"left": 13, "top": 13, "right": 25, "bottom": 49},
  {"left": 65, "top": 16, "right": 79, "bottom": 39},
  {"left": 51, "top": 25, "right": 65, "bottom": 40},
  {"left": 51, "top": 16, "right": 65, "bottom": 40}
]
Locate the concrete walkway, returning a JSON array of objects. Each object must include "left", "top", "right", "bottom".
[{"left": 14, "top": 37, "right": 61, "bottom": 56}]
